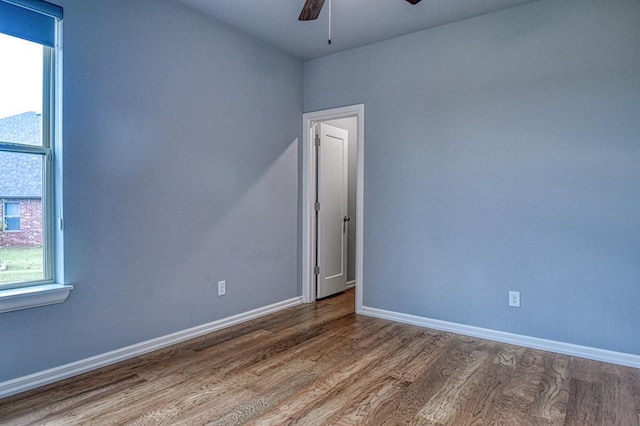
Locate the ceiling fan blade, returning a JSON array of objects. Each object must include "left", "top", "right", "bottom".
[
  {"left": 405, "top": 0, "right": 422, "bottom": 4},
  {"left": 299, "top": 0, "right": 325, "bottom": 21}
]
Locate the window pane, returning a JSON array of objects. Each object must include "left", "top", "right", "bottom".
[
  {"left": 0, "top": 32, "right": 43, "bottom": 146},
  {"left": 0, "top": 152, "right": 44, "bottom": 284},
  {"left": 5, "top": 202, "right": 19, "bottom": 216},
  {"left": 5, "top": 216, "right": 20, "bottom": 231}
]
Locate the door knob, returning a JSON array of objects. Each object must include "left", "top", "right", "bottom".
[{"left": 343, "top": 216, "right": 351, "bottom": 222}]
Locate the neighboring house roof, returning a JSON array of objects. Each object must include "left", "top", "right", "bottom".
[
  {"left": 0, "top": 112, "right": 43, "bottom": 199},
  {"left": 0, "top": 112, "right": 42, "bottom": 145}
]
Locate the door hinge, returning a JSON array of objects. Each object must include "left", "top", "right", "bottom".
[
  {"left": 315, "top": 134, "right": 320, "bottom": 147},
  {"left": 314, "top": 202, "right": 320, "bottom": 211},
  {"left": 314, "top": 266, "right": 320, "bottom": 275}
]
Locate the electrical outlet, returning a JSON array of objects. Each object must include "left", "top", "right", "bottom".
[
  {"left": 217, "top": 280, "right": 226, "bottom": 296},
  {"left": 509, "top": 291, "right": 520, "bottom": 308}
]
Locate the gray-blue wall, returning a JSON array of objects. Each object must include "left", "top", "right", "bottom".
[
  {"left": 2, "top": 0, "right": 640, "bottom": 386},
  {"left": 305, "top": 0, "right": 640, "bottom": 354},
  {"left": 0, "top": 0, "right": 302, "bottom": 382}
]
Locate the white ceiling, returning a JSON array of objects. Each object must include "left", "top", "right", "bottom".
[{"left": 176, "top": 0, "right": 540, "bottom": 60}]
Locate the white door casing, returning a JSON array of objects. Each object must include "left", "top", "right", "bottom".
[
  {"left": 302, "top": 103, "right": 364, "bottom": 312},
  {"left": 316, "top": 123, "right": 349, "bottom": 299}
]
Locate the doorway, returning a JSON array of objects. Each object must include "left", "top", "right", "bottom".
[{"left": 302, "top": 104, "right": 364, "bottom": 312}]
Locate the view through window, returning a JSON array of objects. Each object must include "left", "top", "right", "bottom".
[{"left": 0, "top": 30, "right": 50, "bottom": 287}]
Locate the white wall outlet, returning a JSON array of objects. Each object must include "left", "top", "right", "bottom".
[
  {"left": 217, "top": 280, "right": 226, "bottom": 296},
  {"left": 509, "top": 291, "right": 520, "bottom": 307}
]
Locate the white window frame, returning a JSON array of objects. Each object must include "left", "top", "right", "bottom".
[{"left": 0, "top": 0, "right": 72, "bottom": 312}]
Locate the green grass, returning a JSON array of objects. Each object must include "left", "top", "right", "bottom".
[{"left": 0, "top": 247, "right": 44, "bottom": 285}]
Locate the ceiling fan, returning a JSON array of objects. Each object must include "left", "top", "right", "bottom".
[{"left": 299, "top": 0, "right": 422, "bottom": 21}]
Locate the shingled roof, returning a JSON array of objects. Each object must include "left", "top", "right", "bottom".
[
  {"left": 0, "top": 112, "right": 43, "bottom": 199},
  {"left": 0, "top": 112, "right": 42, "bottom": 145}
]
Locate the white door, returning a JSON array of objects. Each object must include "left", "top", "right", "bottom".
[{"left": 316, "top": 123, "right": 349, "bottom": 299}]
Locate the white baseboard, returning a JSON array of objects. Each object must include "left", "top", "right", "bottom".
[
  {"left": 0, "top": 296, "right": 303, "bottom": 399},
  {"left": 346, "top": 280, "right": 356, "bottom": 289},
  {"left": 359, "top": 306, "right": 640, "bottom": 369}
]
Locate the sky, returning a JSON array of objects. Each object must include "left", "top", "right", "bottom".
[{"left": 0, "top": 33, "right": 43, "bottom": 120}]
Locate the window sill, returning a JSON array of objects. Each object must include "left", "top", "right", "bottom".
[{"left": 0, "top": 284, "right": 73, "bottom": 313}]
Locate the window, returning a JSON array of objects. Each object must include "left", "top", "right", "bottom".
[
  {"left": 3, "top": 201, "right": 21, "bottom": 231},
  {"left": 0, "top": 0, "right": 62, "bottom": 292}
]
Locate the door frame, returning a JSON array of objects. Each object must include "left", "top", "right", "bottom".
[{"left": 301, "top": 104, "right": 364, "bottom": 313}]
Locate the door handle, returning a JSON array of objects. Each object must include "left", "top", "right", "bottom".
[{"left": 343, "top": 216, "right": 350, "bottom": 233}]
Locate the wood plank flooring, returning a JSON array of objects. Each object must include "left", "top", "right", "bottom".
[{"left": 1, "top": 289, "right": 639, "bottom": 425}]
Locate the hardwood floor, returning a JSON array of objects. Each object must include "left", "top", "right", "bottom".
[{"left": 1, "top": 289, "right": 639, "bottom": 425}]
